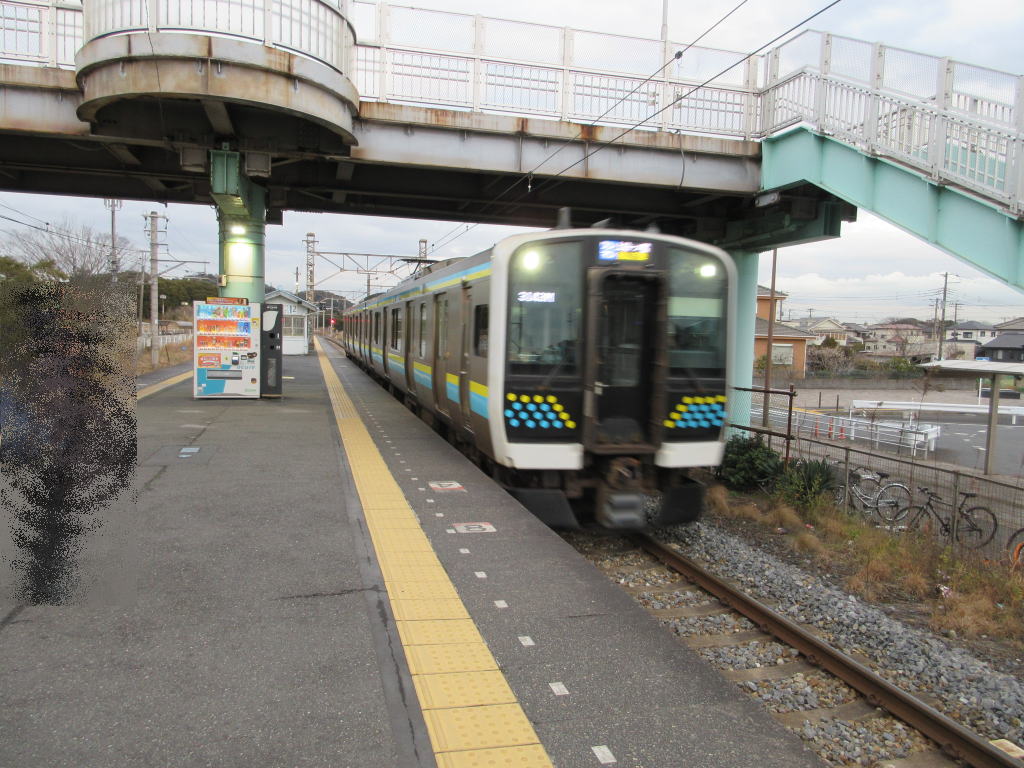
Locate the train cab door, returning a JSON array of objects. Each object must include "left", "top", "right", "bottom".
[
  {"left": 585, "top": 271, "right": 661, "bottom": 448},
  {"left": 458, "top": 284, "right": 473, "bottom": 430},
  {"left": 403, "top": 300, "right": 414, "bottom": 391},
  {"left": 432, "top": 293, "right": 450, "bottom": 417}
]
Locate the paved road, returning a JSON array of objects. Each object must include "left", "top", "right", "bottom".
[{"left": 929, "top": 418, "right": 1024, "bottom": 477}]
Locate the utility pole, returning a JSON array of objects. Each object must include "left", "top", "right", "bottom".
[
  {"left": 294, "top": 267, "right": 300, "bottom": 294},
  {"left": 938, "top": 271, "right": 949, "bottom": 360},
  {"left": 144, "top": 211, "right": 165, "bottom": 368},
  {"left": 304, "top": 232, "right": 317, "bottom": 303},
  {"left": 104, "top": 199, "right": 122, "bottom": 282}
]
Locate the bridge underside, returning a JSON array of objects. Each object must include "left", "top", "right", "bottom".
[
  {"left": 0, "top": 65, "right": 853, "bottom": 243},
  {"left": 762, "top": 128, "right": 1024, "bottom": 293}
]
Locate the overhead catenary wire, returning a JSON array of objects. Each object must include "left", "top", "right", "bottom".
[{"left": 430, "top": 0, "right": 846, "bottom": 258}]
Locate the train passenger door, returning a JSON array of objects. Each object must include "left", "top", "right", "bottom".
[
  {"left": 587, "top": 271, "right": 660, "bottom": 446},
  {"left": 458, "top": 284, "right": 472, "bottom": 430},
  {"left": 432, "top": 293, "right": 449, "bottom": 417},
  {"left": 403, "top": 300, "right": 414, "bottom": 390}
]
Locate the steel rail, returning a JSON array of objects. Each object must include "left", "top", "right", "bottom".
[{"left": 631, "top": 533, "right": 1021, "bottom": 768}]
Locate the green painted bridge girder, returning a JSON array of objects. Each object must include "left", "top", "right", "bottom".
[{"left": 761, "top": 128, "right": 1024, "bottom": 293}]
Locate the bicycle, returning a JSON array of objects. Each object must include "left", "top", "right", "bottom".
[
  {"left": 1007, "top": 527, "right": 1024, "bottom": 566},
  {"left": 900, "top": 487, "right": 998, "bottom": 550},
  {"left": 831, "top": 464, "right": 912, "bottom": 524}
]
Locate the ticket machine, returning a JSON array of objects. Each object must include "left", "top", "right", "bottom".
[{"left": 193, "top": 298, "right": 261, "bottom": 398}]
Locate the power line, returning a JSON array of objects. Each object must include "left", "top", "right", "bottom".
[
  {"left": 427, "top": 0, "right": 759, "bottom": 256},
  {"left": 431, "top": 0, "right": 846, "bottom": 257}
]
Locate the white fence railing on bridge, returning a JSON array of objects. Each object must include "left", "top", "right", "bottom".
[{"left": 2, "top": 0, "right": 1022, "bottom": 213}]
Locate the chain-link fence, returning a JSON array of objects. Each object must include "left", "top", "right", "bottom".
[{"left": 729, "top": 385, "right": 1024, "bottom": 562}]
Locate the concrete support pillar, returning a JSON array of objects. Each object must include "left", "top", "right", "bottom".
[
  {"left": 218, "top": 212, "right": 266, "bottom": 304},
  {"left": 210, "top": 150, "right": 268, "bottom": 304},
  {"left": 729, "top": 249, "right": 760, "bottom": 427}
]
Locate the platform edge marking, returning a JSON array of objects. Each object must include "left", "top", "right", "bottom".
[{"left": 314, "top": 339, "right": 553, "bottom": 765}]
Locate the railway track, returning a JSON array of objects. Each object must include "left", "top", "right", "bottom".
[{"left": 567, "top": 529, "right": 1023, "bottom": 768}]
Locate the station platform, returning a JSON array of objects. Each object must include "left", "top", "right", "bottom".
[{"left": 1, "top": 342, "right": 822, "bottom": 768}]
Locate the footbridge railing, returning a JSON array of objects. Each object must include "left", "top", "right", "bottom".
[{"left": 2, "top": 0, "right": 1022, "bottom": 213}]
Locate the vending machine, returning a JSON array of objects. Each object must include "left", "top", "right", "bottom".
[{"left": 193, "top": 298, "right": 261, "bottom": 398}]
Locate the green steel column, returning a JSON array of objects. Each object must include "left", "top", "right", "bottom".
[
  {"left": 217, "top": 212, "right": 266, "bottom": 303},
  {"left": 210, "top": 150, "right": 267, "bottom": 304},
  {"left": 729, "top": 249, "right": 759, "bottom": 428}
]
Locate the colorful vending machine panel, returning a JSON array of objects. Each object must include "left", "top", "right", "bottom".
[{"left": 193, "top": 299, "right": 261, "bottom": 398}]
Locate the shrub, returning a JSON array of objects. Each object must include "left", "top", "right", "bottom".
[
  {"left": 716, "top": 435, "right": 783, "bottom": 492},
  {"left": 775, "top": 458, "right": 836, "bottom": 511}
]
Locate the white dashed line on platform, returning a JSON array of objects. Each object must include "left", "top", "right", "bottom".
[
  {"left": 549, "top": 682, "right": 569, "bottom": 696},
  {"left": 592, "top": 746, "right": 617, "bottom": 764}
]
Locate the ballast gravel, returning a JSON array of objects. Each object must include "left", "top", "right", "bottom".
[
  {"left": 798, "top": 716, "right": 931, "bottom": 766},
  {"left": 666, "top": 612, "right": 756, "bottom": 637},
  {"left": 745, "top": 671, "right": 857, "bottom": 713},
  {"left": 662, "top": 521, "right": 1024, "bottom": 746},
  {"left": 699, "top": 640, "right": 799, "bottom": 670},
  {"left": 637, "top": 589, "right": 715, "bottom": 610}
]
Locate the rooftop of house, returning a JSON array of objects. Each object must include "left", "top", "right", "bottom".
[
  {"left": 754, "top": 318, "right": 815, "bottom": 337},
  {"left": 952, "top": 320, "right": 994, "bottom": 330},
  {"left": 756, "top": 285, "right": 788, "bottom": 297},
  {"left": 787, "top": 316, "right": 843, "bottom": 329},
  {"left": 994, "top": 317, "right": 1024, "bottom": 329},
  {"left": 981, "top": 332, "right": 1024, "bottom": 348}
]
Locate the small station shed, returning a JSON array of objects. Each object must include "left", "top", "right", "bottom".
[{"left": 264, "top": 290, "right": 317, "bottom": 355}]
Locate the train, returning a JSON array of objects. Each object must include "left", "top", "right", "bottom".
[{"left": 340, "top": 228, "right": 736, "bottom": 529}]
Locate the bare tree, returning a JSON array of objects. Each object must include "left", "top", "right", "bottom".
[{"left": 1, "top": 219, "right": 135, "bottom": 279}]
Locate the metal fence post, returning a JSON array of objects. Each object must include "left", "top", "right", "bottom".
[
  {"left": 785, "top": 384, "right": 795, "bottom": 465},
  {"left": 471, "top": 14, "right": 483, "bottom": 112},
  {"left": 951, "top": 470, "right": 961, "bottom": 561},
  {"left": 559, "top": 27, "right": 573, "bottom": 121},
  {"left": 843, "top": 445, "right": 851, "bottom": 511}
]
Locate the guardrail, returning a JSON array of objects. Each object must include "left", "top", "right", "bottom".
[
  {"left": 1, "top": 1, "right": 1022, "bottom": 214},
  {"left": 851, "top": 399, "right": 1024, "bottom": 425}
]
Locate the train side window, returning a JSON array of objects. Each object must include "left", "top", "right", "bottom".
[
  {"left": 390, "top": 307, "right": 402, "bottom": 351},
  {"left": 373, "top": 312, "right": 379, "bottom": 344},
  {"left": 473, "top": 304, "right": 489, "bottom": 356},
  {"left": 418, "top": 303, "right": 427, "bottom": 358}
]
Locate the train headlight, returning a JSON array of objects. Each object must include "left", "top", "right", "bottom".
[
  {"left": 522, "top": 250, "right": 541, "bottom": 271},
  {"left": 698, "top": 263, "right": 717, "bottom": 278}
]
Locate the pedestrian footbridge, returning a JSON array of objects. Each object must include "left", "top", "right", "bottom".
[{"left": 1, "top": 0, "right": 1022, "bottom": 383}]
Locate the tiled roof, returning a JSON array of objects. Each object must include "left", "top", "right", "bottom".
[{"left": 754, "top": 318, "right": 815, "bottom": 337}]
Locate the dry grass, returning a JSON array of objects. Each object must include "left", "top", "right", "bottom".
[
  {"left": 713, "top": 486, "right": 1024, "bottom": 643},
  {"left": 706, "top": 484, "right": 730, "bottom": 517},
  {"left": 134, "top": 340, "right": 192, "bottom": 376},
  {"left": 766, "top": 501, "right": 803, "bottom": 532},
  {"left": 792, "top": 531, "right": 827, "bottom": 558}
]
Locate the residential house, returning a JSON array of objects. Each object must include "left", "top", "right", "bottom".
[
  {"left": 979, "top": 332, "right": 1024, "bottom": 363},
  {"left": 842, "top": 322, "right": 869, "bottom": 346},
  {"left": 754, "top": 285, "right": 813, "bottom": 378},
  {"left": 994, "top": 317, "right": 1024, "bottom": 332},
  {"left": 862, "top": 322, "right": 936, "bottom": 361},
  {"left": 945, "top": 320, "right": 996, "bottom": 343},
  {"left": 786, "top": 316, "right": 849, "bottom": 345}
]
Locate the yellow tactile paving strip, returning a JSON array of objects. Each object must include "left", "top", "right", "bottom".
[
  {"left": 136, "top": 371, "right": 192, "bottom": 400},
  {"left": 314, "top": 338, "right": 554, "bottom": 768}
]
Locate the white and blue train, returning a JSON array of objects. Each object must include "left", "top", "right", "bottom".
[{"left": 341, "top": 228, "right": 736, "bottom": 528}]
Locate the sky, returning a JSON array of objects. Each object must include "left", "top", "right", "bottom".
[{"left": 1, "top": 0, "right": 1023, "bottom": 324}]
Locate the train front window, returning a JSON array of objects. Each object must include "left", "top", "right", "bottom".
[
  {"left": 507, "top": 241, "right": 583, "bottom": 376},
  {"left": 667, "top": 249, "right": 727, "bottom": 376}
]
